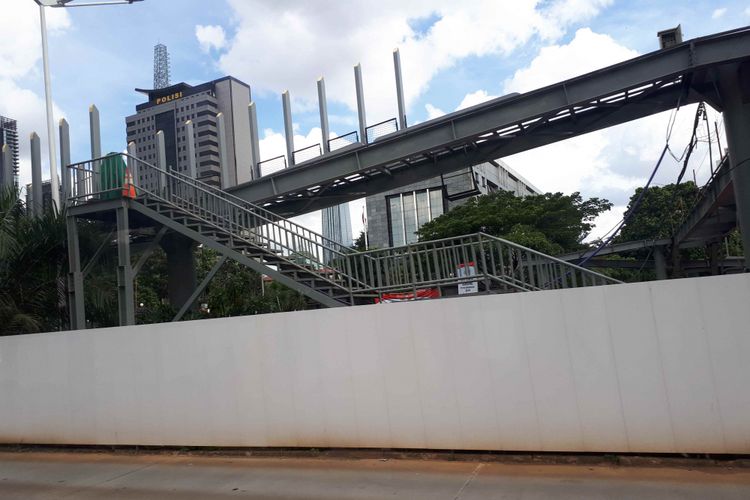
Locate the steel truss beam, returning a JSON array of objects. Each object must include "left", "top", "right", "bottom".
[{"left": 227, "top": 27, "right": 750, "bottom": 218}]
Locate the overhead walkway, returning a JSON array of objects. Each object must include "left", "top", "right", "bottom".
[
  {"left": 228, "top": 27, "right": 750, "bottom": 219},
  {"left": 66, "top": 155, "right": 619, "bottom": 325},
  {"left": 557, "top": 155, "right": 744, "bottom": 276}
]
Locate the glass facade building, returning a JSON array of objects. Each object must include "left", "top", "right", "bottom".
[
  {"left": 365, "top": 159, "right": 540, "bottom": 249},
  {"left": 387, "top": 188, "right": 445, "bottom": 246}
]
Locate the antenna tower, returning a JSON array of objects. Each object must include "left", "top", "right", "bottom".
[{"left": 153, "top": 43, "right": 171, "bottom": 89}]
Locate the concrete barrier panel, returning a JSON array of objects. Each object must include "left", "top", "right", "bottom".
[{"left": 1, "top": 274, "right": 749, "bottom": 453}]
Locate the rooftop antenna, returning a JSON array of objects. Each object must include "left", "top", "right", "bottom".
[{"left": 153, "top": 43, "right": 170, "bottom": 89}]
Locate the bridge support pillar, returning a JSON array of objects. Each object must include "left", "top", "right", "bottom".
[
  {"left": 66, "top": 215, "right": 85, "bottom": 330},
  {"left": 161, "top": 233, "right": 197, "bottom": 311},
  {"left": 719, "top": 61, "right": 750, "bottom": 270},
  {"left": 116, "top": 202, "right": 135, "bottom": 326},
  {"left": 654, "top": 246, "right": 667, "bottom": 280}
]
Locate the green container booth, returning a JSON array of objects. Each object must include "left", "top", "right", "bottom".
[{"left": 99, "top": 153, "right": 128, "bottom": 200}]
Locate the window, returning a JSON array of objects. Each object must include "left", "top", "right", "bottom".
[
  {"left": 388, "top": 196, "right": 405, "bottom": 247},
  {"left": 387, "top": 188, "right": 445, "bottom": 246}
]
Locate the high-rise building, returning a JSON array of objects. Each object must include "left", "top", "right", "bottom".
[
  {"left": 126, "top": 77, "right": 253, "bottom": 190},
  {"left": 25, "top": 180, "right": 57, "bottom": 213},
  {"left": 322, "top": 203, "right": 353, "bottom": 263},
  {"left": 365, "top": 160, "right": 541, "bottom": 248},
  {"left": 0, "top": 116, "right": 19, "bottom": 188}
]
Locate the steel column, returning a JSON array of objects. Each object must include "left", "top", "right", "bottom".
[
  {"left": 160, "top": 233, "right": 197, "bottom": 310},
  {"left": 59, "top": 118, "right": 71, "bottom": 206},
  {"left": 317, "top": 77, "right": 331, "bottom": 153},
  {"left": 89, "top": 105, "right": 101, "bottom": 192},
  {"left": 185, "top": 119, "right": 197, "bottom": 179},
  {"left": 30, "top": 132, "right": 43, "bottom": 216},
  {"left": 217, "top": 112, "right": 231, "bottom": 188},
  {"left": 248, "top": 102, "right": 261, "bottom": 180},
  {"left": 393, "top": 48, "right": 406, "bottom": 130},
  {"left": 653, "top": 245, "right": 667, "bottom": 280},
  {"left": 66, "top": 214, "right": 85, "bottom": 330},
  {"left": 127, "top": 141, "right": 138, "bottom": 185},
  {"left": 38, "top": 4, "right": 60, "bottom": 210},
  {"left": 156, "top": 130, "right": 167, "bottom": 195},
  {"left": 718, "top": 62, "right": 750, "bottom": 269},
  {"left": 115, "top": 201, "right": 135, "bottom": 326},
  {"left": 282, "top": 90, "right": 295, "bottom": 167},
  {"left": 354, "top": 63, "right": 367, "bottom": 144}
]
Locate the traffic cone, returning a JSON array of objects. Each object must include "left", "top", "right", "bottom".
[{"left": 122, "top": 167, "right": 136, "bottom": 199}]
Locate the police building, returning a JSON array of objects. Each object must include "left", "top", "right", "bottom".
[{"left": 125, "top": 76, "right": 253, "bottom": 190}]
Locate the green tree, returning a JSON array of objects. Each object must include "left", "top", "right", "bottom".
[
  {"left": 416, "top": 190, "right": 612, "bottom": 254},
  {"left": 0, "top": 187, "right": 68, "bottom": 334},
  {"left": 617, "top": 182, "right": 699, "bottom": 242}
]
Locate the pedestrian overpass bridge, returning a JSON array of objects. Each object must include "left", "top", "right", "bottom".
[{"left": 60, "top": 25, "right": 750, "bottom": 328}]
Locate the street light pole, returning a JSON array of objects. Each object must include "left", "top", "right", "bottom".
[
  {"left": 38, "top": 3, "right": 60, "bottom": 210},
  {"left": 34, "top": 0, "right": 143, "bottom": 211}
]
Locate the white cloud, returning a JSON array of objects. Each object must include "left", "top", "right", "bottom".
[
  {"left": 195, "top": 25, "right": 227, "bottom": 53},
  {"left": 215, "top": 0, "right": 612, "bottom": 124},
  {"left": 711, "top": 8, "right": 727, "bottom": 19},
  {"left": 0, "top": 2, "right": 71, "bottom": 189},
  {"left": 746, "top": 6, "right": 750, "bottom": 16},
  {"left": 424, "top": 103, "right": 445, "bottom": 120},
  {"left": 503, "top": 28, "right": 638, "bottom": 93},
  {"left": 456, "top": 89, "right": 498, "bottom": 110}
]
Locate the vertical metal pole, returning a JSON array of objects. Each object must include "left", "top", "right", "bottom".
[
  {"left": 1, "top": 145, "right": 12, "bottom": 191},
  {"left": 66, "top": 215, "right": 85, "bottom": 330},
  {"left": 393, "top": 48, "right": 406, "bottom": 130},
  {"left": 127, "top": 141, "right": 138, "bottom": 187},
  {"left": 248, "top": 102, "right": 261, "bottom": 180},
  {"left": 39, "top": 4, "right": 60, "bottom": 211},
  {"left": 282, "top": 90, "right": 295, "bottom": 167},
  {"left": 89, "top": 105, "right": 101, "bottom": 193},
  {"left": 30, "top": 132, "right": 43, "bottom": 216},
  {"left": 59, "top": 118, "right": 71, "bottom": 206},
  {"left": 317, "top": 77, "right": 331, "bottom": 153},
  {"left": 217, "top": 112, "right": 231, "bottom": 189},
  {"left": 185, "top": 119, "right": 197, "bottom": 179},
  {"left": 653, "top": 246, "right": 667, "bottom": 280},
  {"left": 354, "top": 63, "right": 367, "bottom": 143},
  {"left": 116, "top": 201, "right": 135, "bottom": 326},
  {"left": 718, "top": 62, "right": 750, "bottom": 270},
  {"left": 156, "top": 130, "right": 167, "bottom": 196}
]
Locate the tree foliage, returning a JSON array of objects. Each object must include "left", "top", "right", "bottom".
[
  {"left": 617, "top": 182, "right": 700, "bottom": 242},
  {"left": 0, "top": 187, "right": 68, "bottom": 334},
  {"left": 416, "top": 190, "right": 612, "bottom": 254}
]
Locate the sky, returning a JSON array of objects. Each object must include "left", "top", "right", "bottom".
[{"left": 2, "top": 0, "right": 750, "bottom": 241}]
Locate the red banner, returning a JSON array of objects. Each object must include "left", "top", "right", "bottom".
[{"left": 374, "top": 288, "right": 440, "bottom": 303}]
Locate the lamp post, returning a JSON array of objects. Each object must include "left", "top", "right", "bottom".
[{"left": 32, "top": 0, "right": 143, "bottom": 210}]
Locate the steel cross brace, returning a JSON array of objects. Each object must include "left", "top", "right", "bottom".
[{"left": 172, "top": 255, "right": 228, "bottom": 322}]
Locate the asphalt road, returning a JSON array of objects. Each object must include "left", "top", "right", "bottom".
[{"left": 0, "top": 451, "right": 748, "bottom": 499}]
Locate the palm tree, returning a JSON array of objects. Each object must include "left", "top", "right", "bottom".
[{"left": 0, "top": 186, "right": 68, "bottom": 334}]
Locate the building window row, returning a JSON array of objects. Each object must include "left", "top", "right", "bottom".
[{"left": 387, "top": 188, "right": 445, "bottom": 247}]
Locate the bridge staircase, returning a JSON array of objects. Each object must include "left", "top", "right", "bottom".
[{"left": 68, "top": 154, "right": 620, "bottom": 309}]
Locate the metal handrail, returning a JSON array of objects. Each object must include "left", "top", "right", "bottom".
[
  {"left": 66, "top": 154, "right": 370, "bottom": 292},
  {"left": 66, "top": 154, "right": 621, "bottom": 301}
]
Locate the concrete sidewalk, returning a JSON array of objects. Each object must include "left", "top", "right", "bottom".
[{"left": 0, "top": 451, "right": 748, "bottom": 499}]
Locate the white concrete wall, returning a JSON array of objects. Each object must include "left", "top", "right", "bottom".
[{"left": 1, "top": 274, "right": 749, "bottom": 453}]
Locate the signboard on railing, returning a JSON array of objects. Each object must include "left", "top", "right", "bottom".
[
  {"left": 457, "top": 262, "right": 478, "bottom": 295},
  {"left": 375, "top": 288, "right": 440, "bottom": 303}
]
